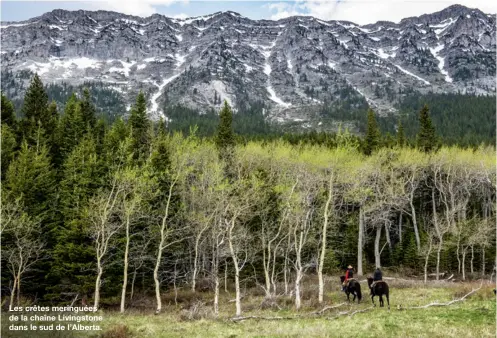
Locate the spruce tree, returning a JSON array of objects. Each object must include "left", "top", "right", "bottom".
[
  {"left": 48, "top": 136, "right": 100, "bottom": 301},
  {"left": 58, "top": 94, "right": 86, "bottom": 159},
  {"left": 46, "top": 101, "right": 61, "bottom": 165},
  {"left": 397, "top": 119, "right": 406, "bottom": 147},
  {"left": 1, "top": 124, "right": 17, "bottom": 180},
  {"left": 1, "top": 93, "right": 17, "bottom": 129},
  {"left": 215, "top": 100, "right": 235, "bottom": 153},
  {"left": 128, "top": 92, "right": 150, "bottom": 160},
  {"left": 5, "top": 141, "right": 55, "bottom": 222},
  {"left": 157, "top": 117, "right": 167, "bottom": 136},
  {"left": 104, "top": 117, "right": 129, "bottom": 155},
  {"left": 80, "top": 88, "right": 97, "bottom": 132},
  {"left": 21, "top": 74, "right": 51, "bottom": 145},
  {"left": 364, "top": 108, "right": 381, "bottom": 155},
  {"left": 416, "top": 104, "right": 437, "bottom": 152}
]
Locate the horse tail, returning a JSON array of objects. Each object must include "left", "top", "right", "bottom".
[{"left": 356, "top": 283, "right": 362, "bottom": 302}]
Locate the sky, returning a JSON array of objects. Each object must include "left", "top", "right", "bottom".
[{"left": 1, "top": 0, "right": 496, "bottom": 25}]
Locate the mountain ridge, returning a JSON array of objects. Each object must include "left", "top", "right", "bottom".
[{"left": 1, "top": 4, "right": 495, "bottom": 128}]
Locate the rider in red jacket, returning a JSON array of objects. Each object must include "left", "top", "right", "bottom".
[
  {"left": 345, "top": 265, "right": 354, "bottom": 281},
  {"left": 342, "top": 265, "right": 354, "bottom": 291}
]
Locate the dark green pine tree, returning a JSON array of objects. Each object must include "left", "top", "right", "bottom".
[
  {"left": 156, "top": 117, "right": 167, "bottom": 136},
  {"left": 397, "top": 119, "right": 406, "bottom": 147},
  {"left": 128, "top": 92, "right": 150, "bottom": 160},
  {"left": 20, "top": 74, "right": 55, "bottom": 146},
  {"left": 104, "top": 117, "right": 129, "bottom": 155},
  {"left": 46, "top": 101, "right": 62, "bottom": 165},
  {"left": 416, "top": 104, "right": 437, "bottom": 152},
  {"left": 1, "top": 93, "right": 17, "bottom": 129},
  {"left": 1, "top": 124, "right": 17, "bottom": 180},
  {"left": 215, "top": 100, "right": 235, "bottom": 153},
  {"left": 80, "top": 88, "right": 97, "bottom": 132},
  {"left": 1, "top": 94, "right": 18, "bottom": 178},
  {"left": 47, "top": 136, "right": 101, "bottom": 302},
  {"left": 93, "top": 118, "right": 107, "bottom": 155},
  {"left": 363, "top": 108, "right": 381, "bottom": 155},
  {"left": 4, "top": 140, "right": 57, "bottom": 297},
  {"left": 58, "top": 94, "right": 86, "bottom": 160},
  {"left": 5, "top": 141, "right": 55, "bottom": 222},
  {"left": 149, "top": 134, "right": 181, "bottom": 217}
]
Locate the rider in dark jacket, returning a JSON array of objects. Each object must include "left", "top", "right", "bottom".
[
  {"left": 373, "top": 268, "right": 382, "bottom": 281},
  {"left": 371, "top": 268, "right": 382, "bottom": 288}
]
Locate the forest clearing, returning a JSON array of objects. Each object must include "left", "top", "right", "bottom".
[{"left": 2, "top": 276, "right": 495, "bottom": 337}]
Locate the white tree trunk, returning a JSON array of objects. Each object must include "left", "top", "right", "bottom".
[
  {"left": 154, "top": 181, "right": 176, "bottom": 314},
  {"left": 462, "top": 248, "right": 466, "bottom": 281},
  {"left": 224, "top": 260, "right": 228, "bottom": 293},
  {"left": 410, "top": 197, "right": 421, "bottom": 252},
  {"left": 456, "top": 232, "right": 461, "bottom": 273},
  {"left": 214, "top": 274, "right": 220, "bottom": 315},
  {"left": 384, "top": 222, "right": 391, "bottom": 250},
  {"left": 436, "top": 242, "right": 442, "bottom": 281},
  {"left": 482, "top": 247, "right": 485, "bottom": 277},
  {"left": 398, "top": 212, "right": 403, "bottom": 244},
  {"left": 94, "top": 261, "right": 103, "bottom": 310},
  {"left": 120, "top": 219, "right": 130, "bottom": 313},
  {"left": 232, "top": 259, "right": 241, "bottom": 316},
  {"left": 318, "top": 173, "right": 334, "bottom": 304},
  {"left": 262, "top": 247, "right": 271, "bottom": 298},
  {"left": 295, "top": 268, "right": 302, "bottom": 310},
  {"left": 470, "top": 245, "right": 474, "bottom": 274},
  {"left": 192, "top": 238, "right": 200, "bottom": 292},
  {"left": 227, "top": 219, "right": 242, "bottom": 317},
  {"left": 357, "top": 207, "right": 364, "bottom": 276},
  {"left": 424, "top": 238, "right": 433, "bottom": 284},
  {"left": 374, "top": 226, "right": 382, "bottom": 268},
  {"left": 154, "top": 234, "right": 164, "bottom": 313},
  {"left": 432, "top": 189, "right": 442, "bottom": 281},
  {"left": 9, "top": 277, "right": 17, "bottom": 311}
]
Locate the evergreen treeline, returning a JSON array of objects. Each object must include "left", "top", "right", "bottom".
[
  {"left": 1, "top": 75, "right": 495, "bottom": 316},
  {"left": 2, "top": 71, "right": 495, "bottom": 146}
]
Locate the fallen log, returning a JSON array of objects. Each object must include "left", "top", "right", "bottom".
[
  {"left": 230, "top": 302, "right": 347, "bottom": 322},
  {"left": 312, "top": 303, "right": 346, "bottom": 315},
  {"left": 231, "top": 315, "right": 296, "bottom": 322},
  {"left": 405, "top": 282, "right": 482, "bottom": 310},
  {"left": 327, "top": 306, "right": 374, "bottom": 320}
]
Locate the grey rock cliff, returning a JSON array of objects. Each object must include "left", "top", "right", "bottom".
[{"left": 1, "top": 5, "right": 495, "bottom": 125}]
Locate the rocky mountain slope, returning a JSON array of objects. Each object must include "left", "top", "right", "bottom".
[{"left": 1, "top": 4, "right": 495, "bottom": 125}]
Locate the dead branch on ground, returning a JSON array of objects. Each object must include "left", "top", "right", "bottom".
[{"left": 404, "top": 282, "right": 482, "bottom": 310}]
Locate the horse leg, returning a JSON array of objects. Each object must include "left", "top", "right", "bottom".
[
  {"left": 346, "top": 292, "right": 350, "bottom": 302},
  {"left": 353, "top": 292, "right": 356, "bottom": 302},
  {"left": 386, "top": 293, "right": 390, "bottom": 310},
  {"left": 371, "top": 294, "right": 376, "bottom": 307},
  {"left": 379, "top": 295, "right": 384, "bottom": 307}
]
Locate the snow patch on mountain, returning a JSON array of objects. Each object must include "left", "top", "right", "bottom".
[
  {"left": 394, "top": 64, "right": 431, "bottom": 85},
  {"left": 429, "top": 44, "right": 453, "bottom": 82}
]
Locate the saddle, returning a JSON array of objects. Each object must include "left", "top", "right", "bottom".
[
  {"left": 343, "top": 278, "right": 356, "bottom": 286},
  {"left": 370, "top": 279, "right": 382, "bottom": 288}
]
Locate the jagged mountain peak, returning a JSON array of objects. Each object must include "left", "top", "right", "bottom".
[{"left": 1, "top": 4, "right": 495, "bottom": 127}]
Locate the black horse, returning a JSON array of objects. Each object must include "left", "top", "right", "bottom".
[
  {"left": 367, "top": 277, "right": 390, "bottom": 309},
  {"left": 340, "top": 276, "right": 362, "bottom": 303}
]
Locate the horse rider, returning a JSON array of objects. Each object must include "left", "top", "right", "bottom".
[
  {"left": 371, "top": 267, "right": 383, "bottom": 288},
  {"left": 342, "top": 265, "right": 354, "bottom": 291}
]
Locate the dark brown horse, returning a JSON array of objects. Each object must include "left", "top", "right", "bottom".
[
  {"left": 340, "top": 276, "right": 362, "bottom": 303},
  {"left": 367, "top": 277, "right": 390, "bottom": 309}
]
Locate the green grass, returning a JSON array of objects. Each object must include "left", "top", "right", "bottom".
[{"left": 2, "top": 279, "right": 495, "bottom": 338}]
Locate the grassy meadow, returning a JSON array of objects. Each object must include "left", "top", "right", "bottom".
[{"left": 2, "top": 276, "right": 495, "bottom": 338}]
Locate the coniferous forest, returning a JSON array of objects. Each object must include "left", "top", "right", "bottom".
[{"left": 1, "top": 74, "right": 495, "bottom": 318}]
